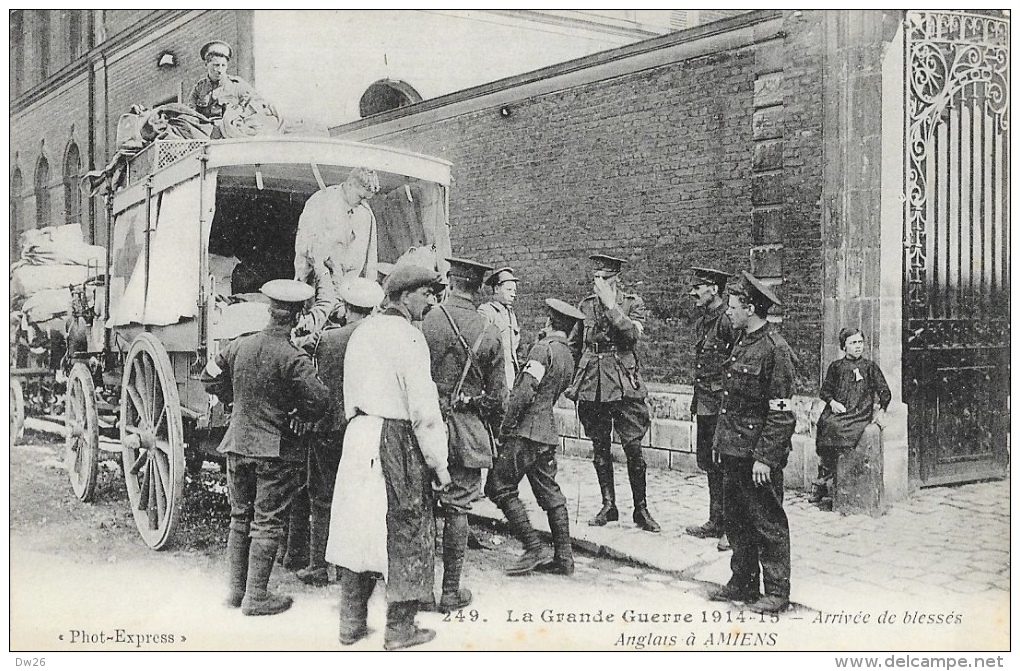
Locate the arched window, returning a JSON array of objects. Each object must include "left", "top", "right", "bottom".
[
  {"left": 67, "top": 10, "right": 83, "bottom": 60},
  {"left": 63, "top": 141, "right": 82, "bottom": 225},
  {"left": 37, "top": 10, "right": 51, "bottom": 81},
  {"left": 11, "top": 167, "right": 24, "bottom": 262},
  {"left": 359, "top": 79, "right": 423, "bottom": 118},
  {"left": 35, "top": 155, "right": 51, "bottom": 227}
]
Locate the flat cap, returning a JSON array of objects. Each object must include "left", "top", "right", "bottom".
[
  {"left": 545, "top": 297, "right": 585, "bottom": 321},
  {"left": 261, "top": 279, "right": 314, "bottom": 304},
  {"left": 339, "top": 277, "right": 385, "bottom": 309},
  {"left": 590, "top": 254, "right": 626, "bottom": 275},
  {"left": 690, "top": 266, "right": 731, "bottom": 287},
  {"left": 729, "top": 271, "right": 781, "bottom": 308},
  {"left": 446, "top": 257, "right": 493, "bottom": 284},
  {"left": 484, "top": 267, "right": 520, "bottom": 287},
  {"left": 384, "top": 264, "right": 440, "bottom": 296},
  {"left": 200, "top": 40, "right": 232, "bottom": 61}
]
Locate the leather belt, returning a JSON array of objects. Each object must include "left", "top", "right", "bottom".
[{"left": 587, "top": 343, "right": 630, "bottom": 355}]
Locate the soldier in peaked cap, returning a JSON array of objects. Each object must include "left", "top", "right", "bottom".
[
  {"left": 188, "top": 39, "right": 270, "bottom": 124},
  {"left": 566, "top": 254, "right": 660, "bottom": 532},
  {"left": 421, "top": 257, "right": 507, "bottom": 612},
  {"left": 203, "top": 279, "right": 329, "bottom": 616},
  {"left": 709, "top": 271, "right": 796, "bottom": 615},
  {"left": 479, "top": 266, "right": 522, "bottom": 390},
  {"left": 293, "top": 277, "right": 384, "bottom": 587},
  {"left": 685, "top": 267, "right": 738, "bottom": 552},
  {"left": 486, "top": 298, "right": 585, "bottom": 576}
]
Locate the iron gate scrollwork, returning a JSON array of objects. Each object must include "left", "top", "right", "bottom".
[{"left": 904, "top": 10, "right": 1010, "bottom": 485}]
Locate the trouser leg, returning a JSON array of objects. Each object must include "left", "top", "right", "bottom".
[
  {"left": 439, "top": 511, "right": 471, "bottom": 611},
  {"left": 338, "top": 567, "right": 375, "bottom": 645},
  {"left": 722, "top": 456, "right": 761, "bottom": 596}
]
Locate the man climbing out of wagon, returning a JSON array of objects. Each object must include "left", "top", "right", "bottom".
[
  {"left": 203, "top": 279, "right": 329, "bottom": 616},
  {"left": 294, "top": 167, "right": 381, "bottom": 331},
  {"left": 188, "top": 40, "right": 278, "bottom": 138}
]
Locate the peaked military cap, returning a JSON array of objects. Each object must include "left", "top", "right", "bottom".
[
  {"left": 730, "top": 271, "right": 782, "bottom": 308},
  {"left": 589, "top": 254, "right": 626, "bottom": 275},
  {"left": 484, "top": 267, "right": 520, "bottom": 287},
  {"left": 339, "top": 277, "right": 385, "bottom": 309},
  {"left": 384, "top": 264, "right": 440, "bottom": 296},
  {"left": 446, "top": 257, "right": 493, "bottom": 284},
  {"left": 200, "top": 40, "right": 232, "bottom": 61},
  {"left": 690, "top": 266, "right": 731, "bottom": 288},
  {"left": 545, "top": 298, "right": 585, "bottom": 322},
  {"left": 261, "top": 279, "right": 314, "bottom": 304}
]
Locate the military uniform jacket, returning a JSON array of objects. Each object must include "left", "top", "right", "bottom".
[
  {"left": 692, "top": 302, "right": 736, "bottom": 416},
  {"left": 500, "top": 333, "right": 576, "bottom": 446},
  {"left": 477, "top": 300, "right": 521, "bottom": 390},
  {"left": 204, "top": 324, "right": 330, "bottom": 461},
  {"left": 713, "top": 323, "right": 796, "bottom": 469},
  {"left": 188, "top": 74, "right": 259, "bottom": 120},
  {"left": 310, "top": 321, "right": 364, "bottom": 435},
  {"left": 567, "top": 290, "right": 648, "bottom": 402},
  {"left": 421, "top": 294, "right": 507, "bottom": 468}
]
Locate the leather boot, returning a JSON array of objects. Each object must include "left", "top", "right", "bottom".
[
  {"left": 686, "top": 471, "right": 726, "bottom": 537},
  {"left": 538, "top": 505, "right": 575, "bottom": 575},
  {"left": 628, "top": 458, "right": 661, "bottom": 533},
  {"left": 499, "top": 498, "right": 550, "bottom": 576},
  {"left": 384, "top": 601, "right": 436, "bottom": 651},
  {"left": 439, "top": 512, "right": 472, "bottom": 612},
  {"left": 282, "top": 491, "right": 310, "bottom": 571},
  {"left": 338, "top": 568, "right": 375, "bottom": 645},
  {"left": 241, "top": 539, "right": 293, "bottom": 616},
  {"left": 224, "top": 529, "right": 250, "bottom": 608},
  {"left": 296, "top": 506, "right": 330, "bottom": 587},
  {"left": 587, "top": 458, "right": 619, "bottom": 526}
]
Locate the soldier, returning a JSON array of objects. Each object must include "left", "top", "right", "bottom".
[
  {"left": 486, "top": 298, "right": 585, "bottom": 576},
  {"left": 709, "top": 272, "right": 797, "bottom": 614},
  {"left": 326, "top": 265, "right": 451, "bottom": 650},
  {"left": 295, "top": 278, "right": 385, "bottom": 587},
  {"left": 685, "top": 267, "right": 737, "bottom": 552},
  {"left": 567, "top": 254, "right": 660, "bottom": 533},
  {"left": 421, "top": 257, "right": 506, "bottom": 612},
  {"left": 188, "top": 41, "right": 271, "bottom": 123},
  {"left": 478, "top": 267, "right": 522, "bottom": 390},
  {"left": 203, "top": 279, "right": 330, "bottom": 616}
]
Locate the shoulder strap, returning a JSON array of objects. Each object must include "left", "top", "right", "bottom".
[{"left": 438, "top": 304, "right": 488, "bottom": 397}]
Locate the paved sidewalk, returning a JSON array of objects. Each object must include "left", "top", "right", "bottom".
[{"left": 471, "top": 454, "right": 1010, "bottom": 611}]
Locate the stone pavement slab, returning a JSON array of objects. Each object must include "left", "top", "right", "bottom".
[{"left": 470, "top": 454, "right": 1011, "bottom": 613}]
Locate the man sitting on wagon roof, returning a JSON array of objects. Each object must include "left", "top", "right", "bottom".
[{"left": 293, "top": 167, "right": 381, "bottom": 328}]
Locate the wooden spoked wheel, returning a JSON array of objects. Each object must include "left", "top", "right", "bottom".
[
  {"left": 119, "top": 333, "right": 185, "bottom": 550},
  {"left": 65, "top": 363, "right": 100, "bottom": 502},
  {"left": 10, "top": 378, "right": 26, "bottom": 446}
]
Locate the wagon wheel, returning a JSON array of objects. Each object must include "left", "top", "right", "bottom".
[
  {"left": 65, "top": 363, "right": 100, "bottom": 502},
  {"left": 120, "top": 333, "right": 185, "bottom": 550},
  {"left": 10, "top": 378, "right": 25, "bottom": 446}
]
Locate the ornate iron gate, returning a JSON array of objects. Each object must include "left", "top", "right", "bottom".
[{"left": 904, "top": 11, "right": 1010, "bottom": 486}]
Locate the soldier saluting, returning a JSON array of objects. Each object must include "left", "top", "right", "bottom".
[{"left": 567, "top": 254, "right": 659, "bottom": 533}]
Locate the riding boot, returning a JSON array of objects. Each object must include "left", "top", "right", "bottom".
[
  {"left": 241, "top": 539, "right": 293, "bottom": 616},
  {"left": 384, "top": 601, "right": 436, "bottom": 651},
  {"left": 439, "top": 512, "right": 472, "bottom": 612},
  {"left": 587, "top": 457, "right": 619, "bottom": 526},
  {"left": 541, "top": 505, "right": 575, "bottom": 575},
  {"left": 499, "top": 498, "right": 550, "bottom": 576},
  {"left": 296, "top": 506, "right": 330, "bottom": 586},
  {"left": 338, "top": 567, "right": 375, "bottom": 645},
  {"left": 224, "top": 529, "right": 251, "bottom": 608},
  {"left": 628, "top": 458, "right": 661, "bottom": 533},
  {"left": 282, "top": 491, "right": 310, "bottom": 571}
]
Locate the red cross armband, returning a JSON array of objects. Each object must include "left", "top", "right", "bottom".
[{"left": 769, "top": 398, "right": 793, "bottom": 411}]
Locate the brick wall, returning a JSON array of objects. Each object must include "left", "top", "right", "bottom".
[{"left": 343, "top": 11, "right": 827, "bottom": 394}]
